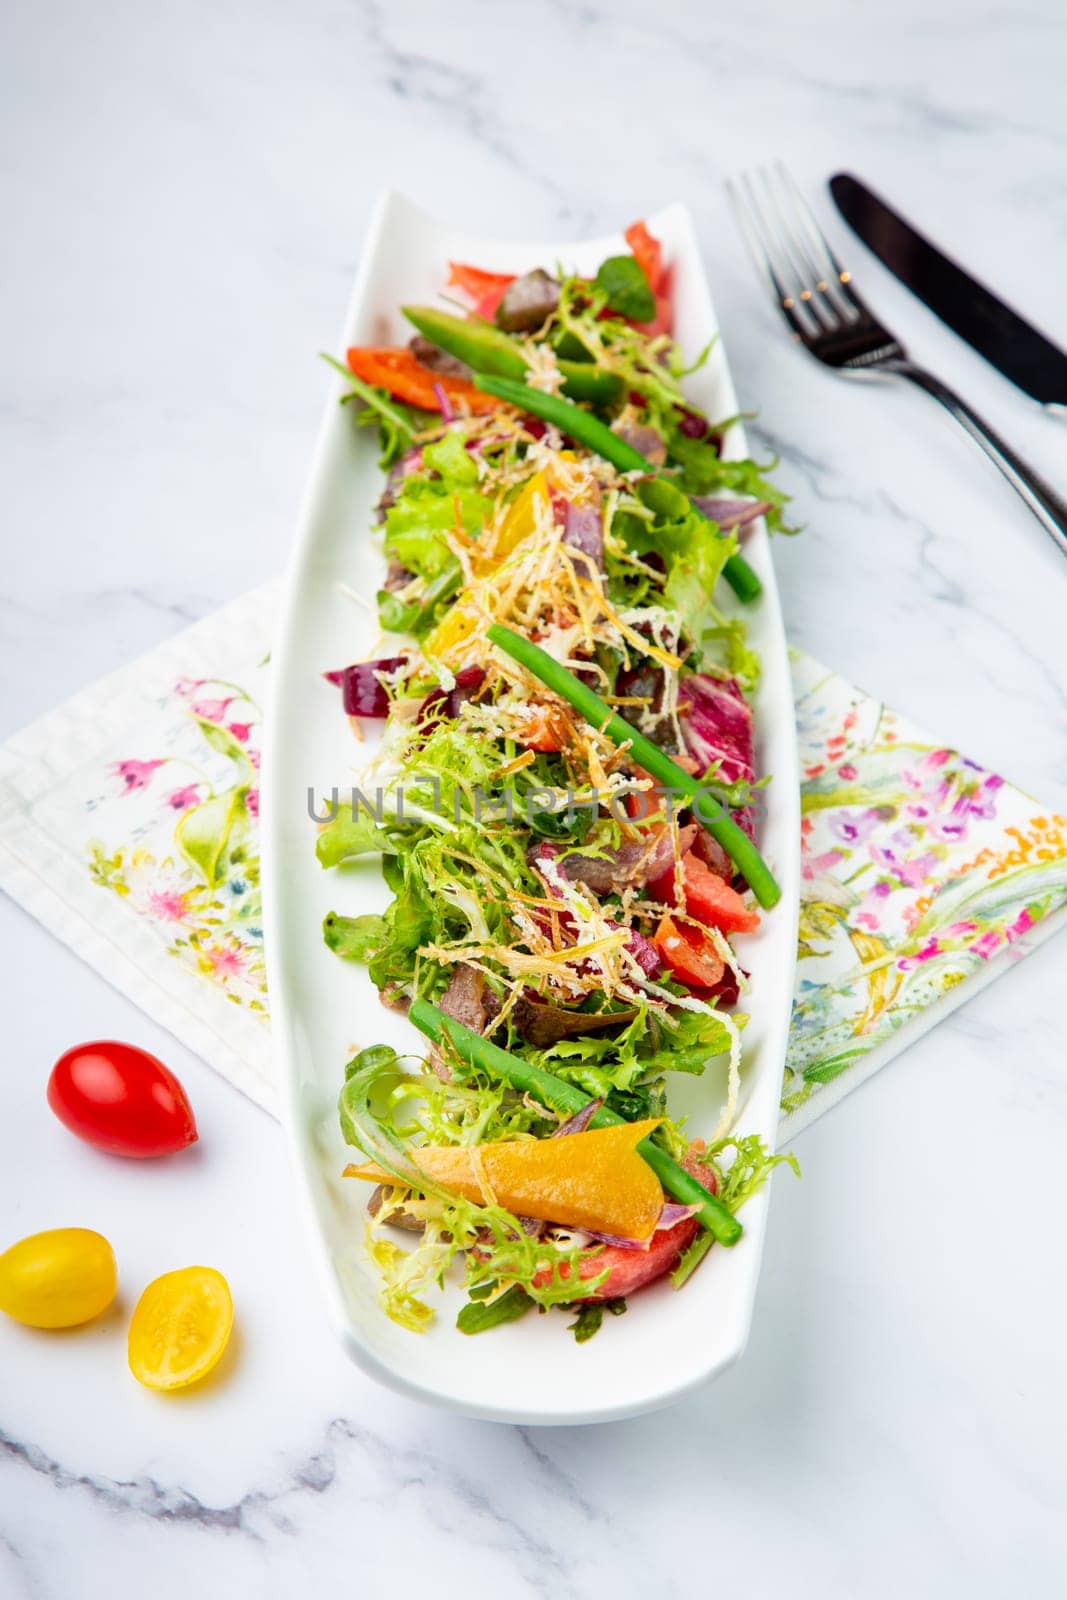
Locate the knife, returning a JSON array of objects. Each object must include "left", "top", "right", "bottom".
[{"left": 829, "top": 172, "right": 1067, "bottom": 408}]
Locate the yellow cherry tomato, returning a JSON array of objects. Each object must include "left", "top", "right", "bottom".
[
  {"left": 0, "top": 1227, "right": 117, "bottom": 1328},
  {"left": 127, "top": 1266, "right": 233, "bottom": 1391}
]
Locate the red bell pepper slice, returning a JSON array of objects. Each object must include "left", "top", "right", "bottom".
[
  {"left": 446, "top": 262, "right": 516, "bottom": 320},
  {"left": 624, "top": 221, "right": 665, "bottom": 292},
  {"left": 345, "top": 347, "right": 498, "bottom": 415},
  {"left": 624, "top": 222, "right": 672, "bottom": 336}
]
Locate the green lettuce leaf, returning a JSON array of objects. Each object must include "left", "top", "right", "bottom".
[
  {"left": 323, "top": 911, "right": 387, "bottom": 962},
  {"left": 664, "top": 421, "right": 792, "bottom": 532},
  {"left": 595, "top": 255, "right": 655, "bottom": 322},
  {"left": 382, "top": 423, "right": 493, "bottom": 584},
  {"left": 457, "top": 1284, "right": 535, "bottom": 1334},
  {"left": 315, "top": 807, "right": 394, "bottom": 868}
]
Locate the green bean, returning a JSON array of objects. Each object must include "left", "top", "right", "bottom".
[
  {"left": 472, "top": 373, "right": 763, "bottom": 603},
  {"left": 408, "top": 1000, "right": 742, "bottom": 1246},
  {"left": 485, "top": 624, "right": 781, "bottom": 909},
  {"left": 402, "top": 307, "right": 622, "bottom": 407}
]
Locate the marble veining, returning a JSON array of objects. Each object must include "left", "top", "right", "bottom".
[{"left": 2, "top": 0, "right": 1066, "bottom": 1595}]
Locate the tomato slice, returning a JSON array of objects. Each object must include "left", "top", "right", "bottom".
[
  {"left": 48, "top": 1041, "right": 198, "bottom": 1158},
  {"left": 127, "top": 1266, "right": 233, "bottom": 1391},
  {"left": 648, "top": 849, "right": 760, "bottom": 935},
  {"left": 652, "top": 913, "right": 726, "bottom": 989},
  {"left": 346, "top": 347, "right": 498, "bottom": 415},
  {"left": 558, "top": 1213, "right": 701, "bottom": 1302},
  {"left": 679, "top": 853, "right": 760, "bottom": 935},
  {"left": 446, "top": 262, "right": 515, "bottom": 318}
]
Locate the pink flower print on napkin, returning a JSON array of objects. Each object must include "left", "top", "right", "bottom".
[
  {"left": 854, "top": 880, "right": 892, "bottom": 932},
  {"left": 245, "top": 789, "right": 259, "bottom": 817},
  {"left": 166, "top": 784, "right": 202, "bottom": 812},
  {"left": 228, "top": 721, "right": 253, "bottom": 743},
  {"left": 870, "top": 840, "right": 940, "bottom": 889},
  {"left": 897, "top": 937, "right": 943, "bottom": 971},
  {"left": 1007, "top": 906, "right": 1036, "bottom": 942},
  {"left": 802, "top": 847, "right": 846, "bottom": 882},
  {"left": 191, "top": 696, "right": 234, "bottom": 723},
  {"left": 202, "top": 943, "right": 247, "bottom": 979},
  {"left": 114, "top": 759, "right": 164, "bottom": 793},
  {"left": 147, "top": 888, "right": 192, "bottom": 923},
  {"left": 174, "top": 677, "right": 207, "bottom": 698},
  {"left": 829, "top": 806, "right": 886, "bottom": 846}
]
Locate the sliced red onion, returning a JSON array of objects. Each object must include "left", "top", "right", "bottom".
[
  {"left": 612, "top": 422, "right": 666, "bottom": 465},
  {"left": 431, "top": 382, "right": 454, "bottom": 423},
  {"left": 690, "top": 496, "right": 772, "bottom": 532},
  {"left": 326, "top": 656, "right": 409, "bottom": 718},
  {"left": 657, "top": 1202, "right": 702, "bottom": 1230},
  {"left": 552, "top": 1098, "right": 604, "bottom": 1138},
  {"left": 580, "top": 1202, "right": 701, "bottom": 1251},
  {"left": 560, "top": 500, "right": 604, "bottom": 573}
]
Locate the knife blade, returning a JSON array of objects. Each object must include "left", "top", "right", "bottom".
[{"left": 829, "top": 172, "right": 1067, "bottom": 407}]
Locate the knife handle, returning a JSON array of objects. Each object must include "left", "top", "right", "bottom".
[{"left": 888, "top": 361, "right": 1067, "bottom": 560}]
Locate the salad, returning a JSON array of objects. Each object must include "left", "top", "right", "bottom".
[{"left": 318, "top": 220, "right": 796, "bottom": 1341}]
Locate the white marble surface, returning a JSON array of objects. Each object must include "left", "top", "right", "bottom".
[{"left": 2, "top": 1, "right": 1066, "bottom": 1594}]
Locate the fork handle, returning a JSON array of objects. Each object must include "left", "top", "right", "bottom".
[{"left": 887, "top": 360, "right": 1067, "bottom": 560}]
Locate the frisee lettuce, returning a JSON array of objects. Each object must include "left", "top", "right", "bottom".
[
  {"left": 670, "top": 1135, "right": 800, "bottom": 1289},
  {"left": 340, "top": 1047, "right": 613, "bottom": 1328},
  {"left": 661, "top": 417, "right": 792, "bottom": 533},
  {"left": 322, "top": 353, "right": 423, "bottom": 470}
]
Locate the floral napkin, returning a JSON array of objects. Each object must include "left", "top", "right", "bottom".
[{"left": 0, "top": 582, "right": 1063, "bottom": 1139}]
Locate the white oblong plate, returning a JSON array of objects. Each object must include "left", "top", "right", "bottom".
[{"left": 262, "top": 192, "right": 800, "bottom": 1426}]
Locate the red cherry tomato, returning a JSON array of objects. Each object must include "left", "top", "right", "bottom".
[
  {"left": 47, "top": 1041, "right": 198, "bottom": 1158},
  {"left": 652, "top": 914, "right": 726, "bottom": 990}
]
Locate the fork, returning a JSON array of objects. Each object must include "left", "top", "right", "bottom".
[{"left": 727, "top": 163, "right": 1067, "bottom": 560}]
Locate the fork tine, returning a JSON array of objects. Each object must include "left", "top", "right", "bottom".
[
  {"left": 772, "top": 162, "right": 862, "bottom": 322},
  {"left": 753, "top": 167, "right": 840, "bottom": 332},
  {"left": 726, "top": 174, "right": 818, "bottom": 339}
]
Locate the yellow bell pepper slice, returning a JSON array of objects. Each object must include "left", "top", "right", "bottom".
[
  {"left": 494, "top": 469, "right": 550, "bottom": 560},
  {"left": 423, "top": 594, "right": 482, "bottom": 661},
  {"left": 345, "top": 1118, "right": 665, "bottom": 1242}
]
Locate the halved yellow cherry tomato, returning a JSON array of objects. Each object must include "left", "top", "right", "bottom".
[
  {"left": 0, "top": 1227, "right": 117, "bottom": 1328},
  {"left": 127, "top": 1266, "right": 233, "bottom": 1391}
]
